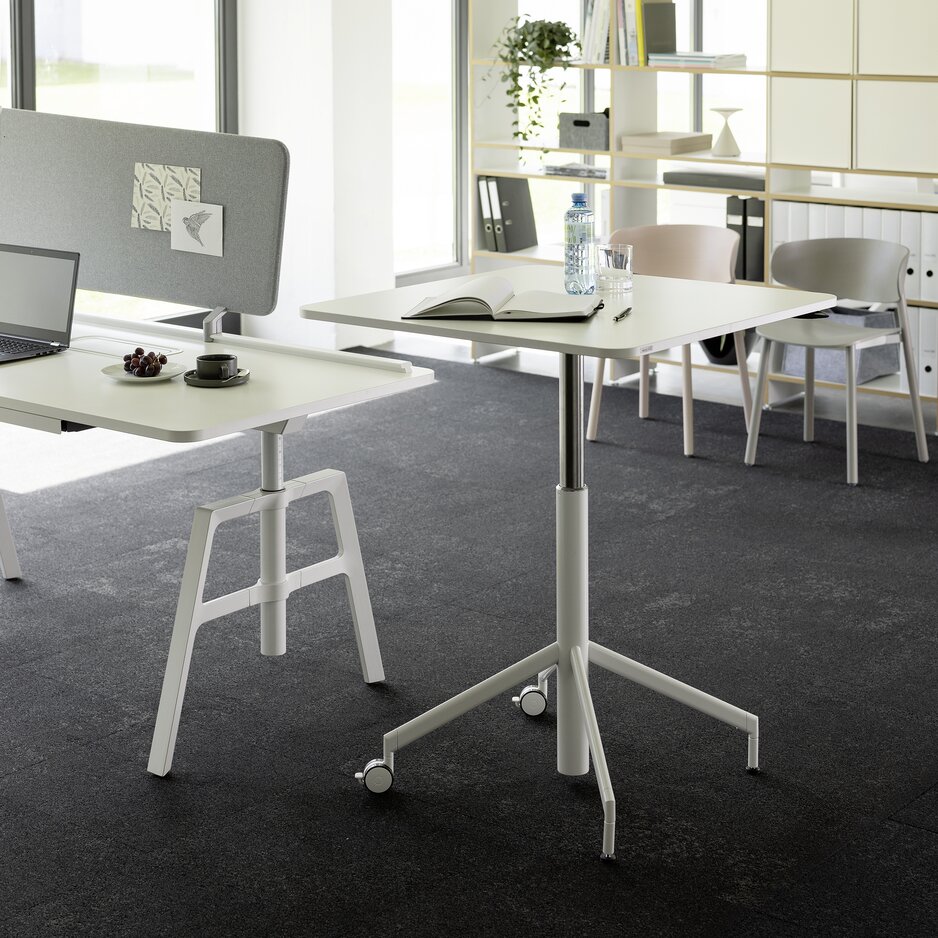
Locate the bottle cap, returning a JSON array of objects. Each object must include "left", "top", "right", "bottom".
[{"left": 572, "top": 192, "right": 587, "bottom": 202}]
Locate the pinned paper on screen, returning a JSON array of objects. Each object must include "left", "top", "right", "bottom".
[
  {"left": 170, "top": 199, "right": 223, "bottom": 257},
  {"left": 131, "top": 162, "right": 201, "bottom": 231}
]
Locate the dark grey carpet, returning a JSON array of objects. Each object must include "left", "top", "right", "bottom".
[{"left": 2, "top": 351, "right": 938, "bottom": 937}]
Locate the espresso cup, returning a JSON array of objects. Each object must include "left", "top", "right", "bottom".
[{"left": 196, "top": 353, "right": 238, "bottom": 381}]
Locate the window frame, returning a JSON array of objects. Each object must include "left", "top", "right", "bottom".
[
  {"left": 394, "top": 0, "right": 469, "bottom": 288},
  {"left": 8, "top": 0, "right": 237, "bottom": 131}
]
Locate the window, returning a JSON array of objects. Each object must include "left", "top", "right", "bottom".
[
  {"left": 33, "top": 0, "right": 216, "bottom": 131},
  {"left": 392, "top": 0, "right": 466, "bottom": 279},
  {"left": 0, "top": 0, "right": 11, "bottom": 107}
]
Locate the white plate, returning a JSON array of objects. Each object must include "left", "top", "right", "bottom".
[{"left": 101, "top": 362, "right": 186, "bottom": 383}]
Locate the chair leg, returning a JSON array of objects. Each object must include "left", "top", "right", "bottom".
[
  {"left": 745, "top": 339, "right": 772, "bottom": 466},
  {"left": 804, "top": 346, "right": 815, "bottom": 443},
  {"left": 681, "top": 344, "right": 694, "bottom": 457},
  {"left": 587, "top": 357, "right": 606, "bottom": 442},
  {"left": 733, "top": 331, "right": 753, "bottom": 428},
  {"left": 845, "top": 346, "right": 859, "bottom": 485},
  {"left": 639, "top": 354, "right": 650, "bottom": 419},
  {"left": 900, "top": 336, "right": 930, "bottom": 463}
]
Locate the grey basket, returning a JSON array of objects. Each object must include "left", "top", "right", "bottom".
[
  {"left": 558, "top": 111, "right": 609, "bottom": 151},
  {"left": 781, "top": 306, "right": 900, "bottom": 385}
]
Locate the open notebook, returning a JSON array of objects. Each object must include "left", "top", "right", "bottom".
[{"left": 403, "top": 275, "right": 602, "bottom": 322}]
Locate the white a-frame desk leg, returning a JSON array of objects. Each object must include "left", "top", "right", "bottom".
[
  {"left": 356, "top": 354, "right": 760, "bottom": 860},
  {"left": 0, "top": 493, "right": 22, "bottom": 580},
  {"left": 148, "top": 427, "right": 383, "bottom": 777}
]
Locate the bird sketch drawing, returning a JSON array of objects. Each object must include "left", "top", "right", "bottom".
[{"left": 183, "top": 210, "right": 212, "bottom": 246}]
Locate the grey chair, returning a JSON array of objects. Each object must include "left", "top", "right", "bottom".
[
  {"left": 745, "top": 237, "right": 929, "bottom": 485},
  {"left": 587, "top": 224, "right": 749, "bottom": 456}
]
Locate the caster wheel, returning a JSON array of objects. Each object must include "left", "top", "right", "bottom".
[
  {"left": 355, "top": 759, "right": 393, "bottom": 794},
  {"left": 512, "top": 685, "right": 547, "bottom": 718}
]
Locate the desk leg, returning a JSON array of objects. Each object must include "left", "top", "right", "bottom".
[
  {"left": 0, "top": 493, "right": 22, "bottom": 580},
  {"left": 260, "top": 431, "right": 287, "bottom": 656}
]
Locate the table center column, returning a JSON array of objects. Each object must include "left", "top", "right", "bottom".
[{"left": 557, "top": 352, "right": 589, "bottom": 776}]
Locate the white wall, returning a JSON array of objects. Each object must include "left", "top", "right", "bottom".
[{"left": 238, "top": 0, "right": 391, "bottom": 349}]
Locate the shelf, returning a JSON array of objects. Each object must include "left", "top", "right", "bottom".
[
  {"left": 615, "top": 149, "right": 767, "bottom": 168},
  {"left": 769, "top": 185, "right": 938, "bottom": 212},
  {"left": 475, "top": 145, "right": 768, "bottom": 168},
  {"left": 471, "top": 57, "right": 608, "bottom": 70},
  {"left": 613, "top": 177, "right": 765, "bottom": 198},
  {"left": 473, "top": 244, "right": 563, "bottom": 265},
  {"left": 475, "top": 140, "right": 612, "bottom": 157},
  {"left": 615, "top": 63, "right": 767, "bottom": 76},
  {"left": 474, "top": 167, "right": 611, "bottom": 185}
]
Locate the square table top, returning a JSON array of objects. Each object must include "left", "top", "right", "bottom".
[
  {"left": 301, "top": 266, "right": 835, "bottom": 358},
  {"left": 0, "top": 315, "right": 433, "bottom": 443}
]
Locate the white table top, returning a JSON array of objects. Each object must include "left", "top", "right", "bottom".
[
  {"left": 0, "top": 315, "right": 433, "bottom": 443},
  {"left": 300, "top": 266, "right": 835, "bottom": 357}
]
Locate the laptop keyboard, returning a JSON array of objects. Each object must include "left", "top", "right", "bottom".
[{"left": 0, "top": 336, "right": 49, "bottom": 355}]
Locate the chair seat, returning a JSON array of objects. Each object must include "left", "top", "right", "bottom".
[{"left": 756, "top": 317, "right": 898, "bottom": 349}]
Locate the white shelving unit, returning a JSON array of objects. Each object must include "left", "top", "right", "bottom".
[{"left": 469, "top": 0, "right": 938, "bottom": 427}]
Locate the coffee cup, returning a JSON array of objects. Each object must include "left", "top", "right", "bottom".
[{"left": 195, "top": 353, "right": 238, "bottom": 381}]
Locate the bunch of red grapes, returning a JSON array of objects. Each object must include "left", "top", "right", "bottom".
[{"left": 123, "top": 346, "right": 168, "bottom": 377}]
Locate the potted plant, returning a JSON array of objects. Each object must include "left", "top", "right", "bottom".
[{"left": 489, "top": 17, "right": 579, "bottom": 144}]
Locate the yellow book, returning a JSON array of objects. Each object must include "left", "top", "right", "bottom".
[{"left": 636, "top": 0, "right": 646, "bottom": 65}]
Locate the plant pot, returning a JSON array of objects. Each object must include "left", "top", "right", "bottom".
[{"left": 698, "top": 327, "right": 757, "bottom": 366}]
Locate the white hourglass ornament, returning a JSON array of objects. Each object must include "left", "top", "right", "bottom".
[{"left": 711, "top": 107, "right": 742, "bottom": 157}]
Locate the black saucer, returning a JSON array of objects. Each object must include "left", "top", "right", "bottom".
[{"left": 183, "top": 368, "right": 250, "bottom": 388}]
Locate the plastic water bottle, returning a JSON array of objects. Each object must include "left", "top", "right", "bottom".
[{"left": 563, "top": 192, "right": 595, "bottom": 295}]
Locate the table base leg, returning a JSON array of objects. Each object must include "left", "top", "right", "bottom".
[
  {"left": 0, "top": 493, "right": 22, "bottom": 580},
  {"left": 589, "top": 641, "right": 760, "bottom": 771},
  {"left": 148, "top": 465, "right": 382, "bottom": 777}
]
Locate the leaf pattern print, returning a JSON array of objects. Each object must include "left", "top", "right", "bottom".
[{"left": 131, "top": 162, "right": 201, "bottom": 231}]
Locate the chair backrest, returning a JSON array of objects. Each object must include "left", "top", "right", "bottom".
[
  {"left": 771, "top": 238, "right": 909, "bottom": 304},
  {"left": 608, "top": 224, "right": 739, "bottom": 283}
]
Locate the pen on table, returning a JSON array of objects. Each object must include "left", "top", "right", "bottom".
[{"left": 613, "top": 306, "right": 632, "bottom": 323}]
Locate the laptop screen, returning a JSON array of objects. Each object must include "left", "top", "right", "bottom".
[{"left": 0, "top": 243, "right": 80, "bottom": 346}]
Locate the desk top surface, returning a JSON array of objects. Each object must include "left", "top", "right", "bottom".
[
  {"left": 301, "top": 266, "right": 835, "bottom": 357},
  {"left": 0, "top": 316, "right": 433, "bottom": 443}
]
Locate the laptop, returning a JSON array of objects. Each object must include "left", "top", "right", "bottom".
[{"left": 0, "top": 243, "right": 80, "bottom": 363}]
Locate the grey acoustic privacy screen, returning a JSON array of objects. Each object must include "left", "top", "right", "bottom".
[{"left": 0, "top": 108, "right": 289, "bottom": 316}]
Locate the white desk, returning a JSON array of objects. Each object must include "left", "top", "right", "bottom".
[
  {"left": 0, "top": 313, "right": 433, "bottom": 775},
  {"left": 301, "top": 265, "right": 833, "bottom": 859}
]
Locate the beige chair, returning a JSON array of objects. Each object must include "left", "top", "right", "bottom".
[
  {"left": 586, "top": 224, "right": 749, "bottom": 456},
  {"left": 745, "top": 237, "right": 928, "bottom": 485}
]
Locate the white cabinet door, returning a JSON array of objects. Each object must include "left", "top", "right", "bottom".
[
  {"left": 770, "top": 78, "right": 852, "bottom": 168},
  {"left": 771, "top": 0, "right": 853, "bottom": 74},
  {"left": 856, "top": 81, "right": 938, "bottom": 174},
  {"left": 858, "top": 0, "right": 938, "bottom": 77}
]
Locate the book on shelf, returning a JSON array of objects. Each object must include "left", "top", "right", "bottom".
[
  {"left": 543, "top": 163, "right": 608, "bottom": 179},
  {"left": 582, "top": 0, "right": 611, "bottom": 65},
  {"left": 403, "top": 275, "right": 602, "bottom": 322},
  {"left": 648, "top": 51, "right": 747, "bottom": 68},
  {"left": 643, "top": 1, "right": 676, "bottom": 56},
  {"left": 618, "top": 130, "right": 712, "bottom": 154}
]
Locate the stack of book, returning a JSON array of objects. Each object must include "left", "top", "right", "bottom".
[
  {"left": 618, "top": 130, "right": 712, "bottom": 155},
  {"left": 616, "top": 0, "right": 676, "bottom": 66},
  {"left": 542, "top": 163, "right": 608, "bottom": 180},
  {"left": 647, "top": 51, "right": 747, "bottom": 69}
]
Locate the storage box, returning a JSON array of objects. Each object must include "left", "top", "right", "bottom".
[
  {"left": 780, "top": 306, "right": 900, "bottom": 385},
  {"left": 559, "top": 110, "right": 609, "bottom": 151}
]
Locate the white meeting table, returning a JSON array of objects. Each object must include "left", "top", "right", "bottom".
[
  {"left": 0, "top": 313, "right": 433, "bottom": 776},
  {"left": 302, "top": 265, "right": 834, "bottom": 859}
]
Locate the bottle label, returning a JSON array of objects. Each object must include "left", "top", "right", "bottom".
[{"left": 565, "top": 222, "right": 593, "bottom": 245}]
